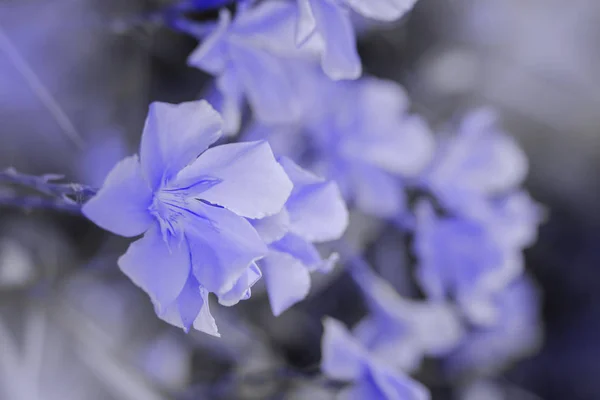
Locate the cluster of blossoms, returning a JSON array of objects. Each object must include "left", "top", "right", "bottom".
[{"left": 0, "top": 0, "right": 545, "bottom": 398}]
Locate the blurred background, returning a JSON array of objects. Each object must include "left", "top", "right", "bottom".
[{"left": 1, "top": 0, "right": 599, "bottom": 399}]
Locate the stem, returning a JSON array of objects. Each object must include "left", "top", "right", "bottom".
[
  {"left": 0, "top": 169, "right": 97, "bottom": 199},
  {"left": 0, "top": 168, "right": 96, "bottom": 214},
  {"left": 0, "top": 195, "right": 83, "bottom": 214}
]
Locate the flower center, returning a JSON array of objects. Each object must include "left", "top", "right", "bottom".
[{"left": 150, "top": 189, "right": 191, "bottom": 236}]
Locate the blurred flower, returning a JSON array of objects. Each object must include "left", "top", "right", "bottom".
[
  {"left": 321, "top": 317, "right": 430, "bottom": 400},
  {"left": 83, "top": 100, "right": 292, "bottom": 335},
  {"left": 187, "top": 2, "right": 316, "bottom": 133},
  {"left": 248, "top": 75, "right": 434, "bottom": 219},
  {"left": 422, "top": 108, "right": 528, "bottom": 215},
  {"left": 253, "top": 157, "right": 349, "bottom": 316},
  {"left": 350, "top": 263, "right": 463, "bottom": 372},
  {"left": 413, "top": 200, "right": 523, "bottom": 324},
  {"left": 446, "top": 276, "right": 543, "bottom": 376},
  {"left": 295, "top": 0, "right": 419, "bottom": 80}
]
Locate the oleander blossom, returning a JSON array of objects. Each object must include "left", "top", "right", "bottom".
[
  {"left": 413, "top": 200, "right": 523, "bottom": 324},
  {"left": 321, "top": 317, "right": 430, "bottom": 400},
  {"left": 248, "top": 75, "right": 434, "bottom": 218},
  {"left": 423, "top": 108, "right": 528, "bottom": 214},
  {"left": 350, "top": 263, "right": 463, "bottom": 372},
  {"left": 83, "top": 100, "right": 293, "bottom": 336},
  {"left": 446, "top": 276, "right": 542, "bottom": 375},
  {"left": 414, "top": 108, "right": 543, "bottom": 324},
  {"left": 187, "top": 2, "right": 315, "bottom": 134},
  {"left": 295, "top": 0, "right": 420, "bottom": 80},
  {"left": 251, "top": 157, "right": 349, "bottom": 316}
]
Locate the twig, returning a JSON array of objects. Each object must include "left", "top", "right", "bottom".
[{"left": 0, "top": 25, "right": 85, "bottom": 150}]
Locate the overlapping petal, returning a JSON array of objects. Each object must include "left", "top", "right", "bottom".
[
  {"left": 321, "top": 317, "right": 366, "bottom": 380},
  {"left": 118, "top": 225, "right": 191, "bottom": 315},
  {"left": 186, "top": 201, "right": 267, "bottom": 295},
  {"left": 425, "top": 108, "right": 528, "bottom": 211},
  {"left": 82, "top": 155, "right": 154, "bottom": 237},
  {"left": 159, "top": 273, "right": 219, "bottom": 336},
  {"left": 229, "top": 41, "right": 302, "bottom": 123},
  {"left": 187, "top": 10, "right": 231, "bottom": 74},
  {"left": 261, "top": 250, "right": 311, "bottom": 316},
  {"left": 279, "top": 157, "right": 348, "bottom": 242},
  {"left": 250, "top": 209, "right": 291, "bottom": 245},
  {"left": 322, "top": 318, "right": 431, "bottom": 399},
  {"left": 309, "top": 0, "right": 361, "bottom": 80},
  {"left": 140, "top": 101, "right": 223, "bottom": 190},
  {"left": 270, "top": 233, "right": 322, "bottom": 269},
  {"left": 176, "top": 141, "right": 292, "bottom": 219},
  {"left": 350, "top": 164, "right": 405, "bottom": 218},
  {"left": 217, "top": 263, "right": 262, "bottom": 306}
]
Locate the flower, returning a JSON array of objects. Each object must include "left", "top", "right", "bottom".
[
  {"left": 252, "top": 157, "right": 349, "bottom": 316},
  {"left": 413, "top": 200, "right": 524, "bottom": 324},
  {"left": 350, "top": 262, "right": 463, "bottom": 372},
  {"left": 295, "top": 0, "right": 420, "bottom": 80},
  {"left": 187, "top": 2, "right": 315, "bottom": 134},
  {"left": 446, "top": 276, "right": 543, "bottom": 376},
  {"left": 248, "top": 76, "right": 434, "bottom": 218},
  {"left": 422, "top": 108, "right": 528, "bottom": 214},
  {"left": 321, "top": 317, "right": 430, "bottom": 400},
  {"left": 83, "top": 100, "right": 293, "bottom": 335}
]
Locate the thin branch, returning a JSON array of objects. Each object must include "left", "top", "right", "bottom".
[
  {"left": 0, "top": 195, "right": 83, "bottom": 214},
  {"left": 0, "top": 25, "right": 85, "bottom": 150}
]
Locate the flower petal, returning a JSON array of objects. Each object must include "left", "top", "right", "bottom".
[
  {"left": 176, "top": 141, "right": 293, "bottom": 219},
  {"left": 187, "top": 9, "right": 232, "bottom": 75},
  {"left": 321, "top": 317, "right": 366, "bottom": 381},
  {"left": 118, "top": 225, "right": 191, "bottom": 314},
  {"left": 250, "top": 209, "right": 291, "bottom": 245},
  {"left": 278, "top": 157, "right": 349, "bottom": 242},
  {"left": 215, "top": 67, "right": 244, "bottom": 135},
  {"left": 158, "top": 273, "right": 219, "bottom": 336},
  {"left": 350, "top": 164, "right": 405, "bottom": 218},
  {"left": 82, "top": 155, "right": 154, "bottom": 237},
  {"left": 271, "top": 233, "right": 321, "bottom": 269},
  {"left": 310, "top": 0, "right": 361, "bottom": 80},
  {"left": 140, "top": 100, "right": 223, "bottom": 190},
  {"left": 261, "top": 250, "right": 311, "bottom": 316},
  {"left": 296, "top": 0, "right": 316, "bottom": 45},
  {"left": 288, "top": 181, "right": 348, "bottom": 242},
  {"left": 192, "top": 287, "right": 220, "bottom": 336},
  {"left": 217, "top": 263, "right": 262, "bottom": 306},
  {"left": 185, "top": 201, "right": 268, "bottom": 294},
  {"left": 229, "top": 40, "right": 302, "bottom": 123},
  {"left": 344, "top": 116, "right": 435, "bottom": 177}
]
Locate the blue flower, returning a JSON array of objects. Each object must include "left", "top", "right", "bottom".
[
  {"left": 252, "top": 157, "right": 349, "bottom": 316},
  {"left": 446, "top": 276, "right": 542, "bottom": 375},
  {"left": 83, "top": 100, "right": 293, "bottom": 335},
  {"left": 413, "top": 200, "right": 527, "bottom": 324},
  {"left": 295, "top": 0, "right": 419, "bottom": 80},
  {"left": 248, "top": 76, "right": 434, "bottom": 218},
  {"left": 187, "top": 2, "right": 314, "bottom": 133},
  {"left": 422, "top": 108, "right": 528, "bottom": 214},
  {"left": 458, "top": 191, "right": 545, "bottom": 251},
  {"left": 350, "top": 263, "right": 463, "bottom": 372},
  {"left": 321, "top": 317, "right": 430, "bottom": 400}
]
